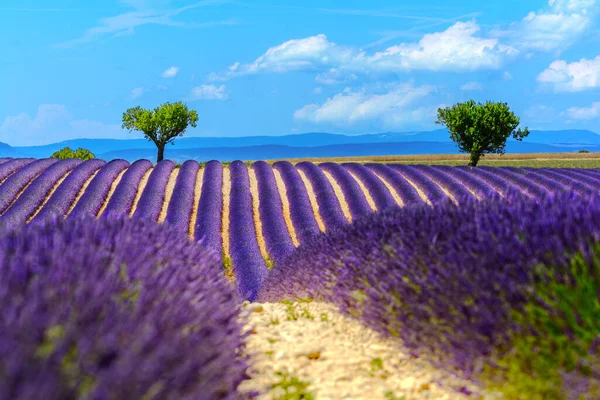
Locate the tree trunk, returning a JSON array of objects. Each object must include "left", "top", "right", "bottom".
[
  {"left": 156, "top": 145, "right": 165, "bottom": 163},
  {"left": 468, "top": 152, "right": 481, "bottom": 167}
]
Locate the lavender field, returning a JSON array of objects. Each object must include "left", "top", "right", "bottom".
[{"left": 1, "top": 157, "right": 600, "bottom": 399}]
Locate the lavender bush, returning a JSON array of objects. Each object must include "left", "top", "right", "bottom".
[
  {"left": 194, "top": 160, "right": 223, "bottom": 253},
  {"left": 319, "top": 162, "right": 372, "bottom": 220},
  {"left": 101, "top": 159, "right": 152, "bottom": 217},
  {"left": 258, "top": 190, "right": 600, "bottom": 396},
  {"left": 0, "top": 214, "right": 253, "bottom": 400}
]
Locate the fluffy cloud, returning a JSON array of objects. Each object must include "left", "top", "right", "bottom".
[
  {"left": 188, "top": 84, "right": 228, "bottom": 100},
  {"left": 210, "top": 21, "right": 517, "bottom": 81},
  {"left": 162, "top": 66, "right": 179, "bottom": 78},
  {"left": 523, "top": 105, "right": 559, "bottom": 122},
  {"left": 537, "top": 55, "right": 600, "bottom": 91},
  {"left": 565, "top": 102, "right": 600, "bottom": 119},
  {"left": 460, "top": 81, "right": 483, "bottom": 91},
  {"left": 503, "top": 71, "right": 513, "bottom": 80},
  {"left": 130, "top": 87, "right": 145, "bottom": 98},
  {"left": 494, "top": 0, "right": 598, "bottom": 52},
  {"left": 0, "top": 104, "right": 128, "bottom": 146},
  {"left": 293, "top": 82, "right": 436, "bottom": 126}
]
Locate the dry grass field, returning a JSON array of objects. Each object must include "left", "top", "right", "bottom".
[{"left": 258, "top": 152, "right": 600, "bottom": 168}]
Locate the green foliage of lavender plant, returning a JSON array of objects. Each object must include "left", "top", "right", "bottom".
[{"left": 481, "top": 244, "right": 600, "bottom": 400}]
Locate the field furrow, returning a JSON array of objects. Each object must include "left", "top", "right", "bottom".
[
  {"left": 157, "top": 167, "right": 180, "bottom": 223},
  {"left": 68, "top": 160, "right": 130, "bottom": 219},
  {"left": 131, "top": 160, "right": 175, "bottom": 222},
  {"left": 344, "top": 163, "right": 399, "bottom": 210},
  {"left": 365, "top": 163, "right": 424, "bottom": 207},
  {"left": 253, "top": 161, "right": 296, "bottom": 265},
  {"left": 272, "top": 161, "right": 321, "bottom": 243},
  {"left": 479, "top": 166, "right": 551, "bottom": 199},
  {"left": 0, "top": 159, "right": 81, "bottom": 228},
  {"left": 319, "top": 162, "right": 372, "bottom": 220},
  {"left": 0, "top": 158, "right": 58, "bottom": 215},
  {"left": 101, "top": 159, "right": 152, "bottom": 217},
  {"left": 432, "top": 165, "right": 500, "bottom": 199},
  {"left": 0, "top": 158, "right": 35, "bottom": 185},
  {"left": 272, "top": 167, "right": 299, "bottom": 247},
  {"left": 520, "top": 167, "right": 597, "bottom": 196},
  {"left": 411, "top": 164, "right": 476, "bottom": 203},
  {"left": 296, "top": 162, "right": 348, "bottom": 230},
  {"left": 31, "top": 160, "right": 106, "bottom": 222},
  {"left": 388, "top": 165, "right": 446, "bottom": 204}
]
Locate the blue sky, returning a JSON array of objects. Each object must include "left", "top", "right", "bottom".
[{"left": 1, "top": 0, "right": 599, "bottom": 146}]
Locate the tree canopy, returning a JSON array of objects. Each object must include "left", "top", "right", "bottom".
[
  {"left": 122, "top": 101, "right": 198, "bottom": 163},
  {"left": 435, "top": 100, "right": 529, "bottom": 166},
  {"left": 50, "top": 147, "right": 95, "bottom": 160}
]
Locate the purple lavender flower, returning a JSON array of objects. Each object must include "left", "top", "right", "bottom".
[
  {"left": 319, "top": 162, "right": 372, "bottom": 220},
  {"left": 165, "top": 160, "right": 200, "bottom": 233},
  {"left": 228, "top": 161, "right": 268, "bottom": 301},
  {"left": 131, "top": 160, "right": 174, "bottom": 222},
  {"left": 101, "top": 159, "right": 153, "bottom": 217},
  {"left": 0, "top": 214, "right": 254, "bottom": 400},
  {"left": 194, "top": 160, "right": 223, "bottom": 254},
  {"left": 252, "top": 161, "right": 295, "bottom": 264}
]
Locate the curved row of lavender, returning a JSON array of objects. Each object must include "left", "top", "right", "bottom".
[
  {"left": 295, "top": 161, "right": 348, "bottom": 230},
  {"left": 319, "top": 162, "right": 372, "bottom": 220},
  {"left": 228, "top": 161, "right": 268, "bottom": 301},
  {"left": 258, "top": 190, "right": 600, "bottom": 398},
  {"left": 165, "top": 160, "right": 200, "bottom": 233},
  {"left": 68, "top": 159, "right": 130, "bottom": 219},
  {"left": 0, "top": 158, "right": 599, "bottom": 305},
  {"left": 252, "top": 161, "right": 295, "bottom": 265},
  {"left": 272, "top": 161, "right": 321, "bottom": 244},
  {"left": 0, "top": 214, "right": 254, "bottom": 400},
  {"left": 131, "top": 160, "right": 175, "bottom": 221},
  {"left": 101, "top": 159, "right": 153, "bottom": 216},
  {"left": 0, "top": 159, "right": 81, "bottom": 229},
  {"left": 194, "top": 160, "right": 223, "bottom": 253}
]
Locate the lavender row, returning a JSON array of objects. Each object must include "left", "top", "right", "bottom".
[
  {"left": 559, "top": 168, "right": 600, "bottom": 186},
  {"left": 272, "top": 161, "right": 320, "bottom": 243},
  {"left": 252, "top": 161, "right": 295, "bottom": 265},
  {"left": 194, "top": 160, "right": 223, "bottom": 254},
  {"left": 31, "top": 159, "right": 106, "bottom": 222},
  {"left": 342, "top": 163, "right": 397, "bottom": 211},
  {"left": 228, "top": 161, "right": 268, "bottom": 301},
  {"left": 478, "top": 166, "right": 551, "bottom": 199},
  {"left": 101, "top": 159, "right": 153, "bottom": 217},
  {"left": 455, "top": 166, "right": 524, "bottom": 197},
  {"left": 165, "top": 160, "right": 200, "bottom": 233},
  {"left": 295, "top": 162, "right": 348, "bottom": 230},
  {"left": 521, "top": 167, "right": 597, "bottom": 196},
  {"left": 411, "top": 164, "right": 476, "bottom": 202},
  {"left": 502, "top": 166, "right": 571, "bottom": 194},
  {"left": 131, "top": 160, "right": 175, "bottom": 222},
  {"left": 0, "top": 159, "right": 35, "bottom": 183},
  {"left": 0, "top": 158, "right": 58, "bottom": 215},
  {"left": 431, "top": 165, "right": 499, "bottom": 198},
  {"left": 388, "top": 165, "right": 447, "bottom": 204},
  {"left": 319, "top": 162, "right": 372, "bottom": 220},
  {"left": 68, "top": 160, "right": 130, "bottom": 219},
  {"left": 365, "top": 163, "right": 425, "bottom": 207},
  {"left": 0, "top": 159, "right": 81, "bottom": 229},
  {"left": 258, "top": 190, "right": 600, "bottom": 397}
]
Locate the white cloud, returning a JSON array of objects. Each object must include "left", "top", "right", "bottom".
[
  {"left": 0, "top": 104, "right": 129, "bottom": 146},
  {"left": 162, "top": 66, "right": 179, "bottom": 78},
  {"left": 537, "top": 55, "right": 600, "bottom": 91},
  {"left": 493, "top": 0, "right": 599, "bottom": 52},
  {"left": 188, "top": 84, "right": 228, "bottom": 100},
  {"left": 523, "top": 104, "right": 559, "bottom": 122},
  {"left": 503, "top": 71, "right": 513, "bottom": 80},
  {"left": 293, "top": 82, "right": 436, "bottom": 126},
  {"left": 130, "top": 87, "right": 144, "bottom": 98},
  {"left": 565, "top": 101, "right": 600, "bottom": 119},
  {"left": 313, "top": 87, "right": 323, "bottom": 94},
  {"left": 460, "top": 81, "right": 483, "bottom": 91},
  {"left": 210, "top": 22, "right": 517, "bottom": 81},
  {"left": 52, "top": 1, "right": 236, "bottom": 48}
]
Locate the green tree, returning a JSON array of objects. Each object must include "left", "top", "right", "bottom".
[
  {"left": 435, "top": 100, "right": 529, "bottom": 166},
  {"left": 121, "top": 101, "right": 198, "bottom": 163},
  {"left": 50, "top": 147, "right": 95, "bottom": 160}
]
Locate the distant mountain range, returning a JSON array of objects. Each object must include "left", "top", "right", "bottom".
[{"left": 1, "top": 129, "right": 598, "bottom": 162}]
